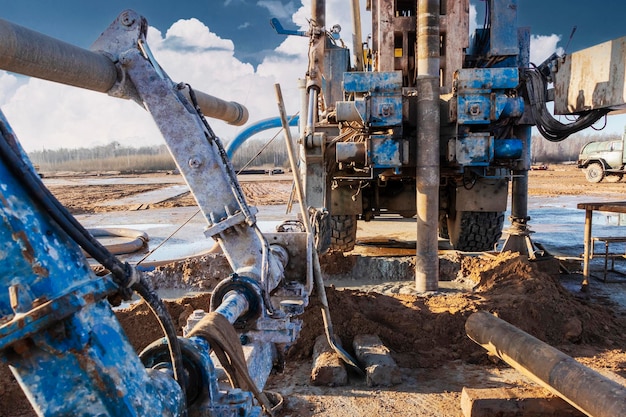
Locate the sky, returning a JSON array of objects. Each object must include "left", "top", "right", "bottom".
[{"left": 1, "top": 0, "right": 626, "bottom": 152}]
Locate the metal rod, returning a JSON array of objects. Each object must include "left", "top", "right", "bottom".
[
  {"left": 275, "top": 84, "right": 310, "bottom": 235},
  {"left": 181, "top": 89, "right": 248, "bottom": 126},
  {"left": 0, "top": 18, "right": 118, "bottom": 93},
  {"left": 466, "top": 311, "right": 626, "bottom": 417},
  {"left": 415, "top": 0, "right": 441, "bottom": 292},
  {"left": 510, "top": 125, "right": 531, "bottom": 221},
  {"left": 275, "top": 83, "right": 363, "bottom": 375},
  {"left": 350, "top": 0, "right": 364, "bottom": 71},
  {"left": 312, "top": 0, "right": 325, "bottom": 28},
  {"left": 0, "top": 17, "right": 248, "bottom": 126},
  {"left": 582, "top": 208, "right": 592, "bottom": 288},
  {"left": 214, "top": 291, "right": 250, "bottom": 324}
]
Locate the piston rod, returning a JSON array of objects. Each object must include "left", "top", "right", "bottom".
[{"left": 466, "top": 311, "right": 626, "bottom": 417}]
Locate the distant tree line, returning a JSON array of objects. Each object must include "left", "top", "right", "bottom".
[
  {"left": 26, "top": 131, "right": 622, "bottom": 172},
  {"left": 531, "top": 131, "right": 621, "bottom": 164},
  {"left": 28, "top": 138, "right": 290, "bottom": 172}
]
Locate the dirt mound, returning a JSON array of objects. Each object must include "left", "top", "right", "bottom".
[{"left": 291, "top": 252, "right": 626, "bottom": 368}]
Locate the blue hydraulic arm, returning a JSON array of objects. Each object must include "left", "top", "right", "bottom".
[{"left": 0, "top": 111, "right": 184, "bottom": 416}]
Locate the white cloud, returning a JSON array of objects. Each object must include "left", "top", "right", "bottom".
[
  {"left": 257, "top": 1, "right": 298, "bottom": 20},
  {"left": 163, "top": 18, "right": 234, "bottom": 51},
  {"left": 1, "top": 16, "right": 307, "bottom": 152},
  {"left": 530, "top": 34, "right": 564, "bottom": 65},
  {"left": 1, "top": 1, "right": 375, "bottom": 152},
  {"left": 469, "top": 4, "right": 478, "bottom": 36}
]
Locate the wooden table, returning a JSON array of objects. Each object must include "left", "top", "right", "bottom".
[{"left": 577, "top": 201, "right": 626, "bottom": 287}]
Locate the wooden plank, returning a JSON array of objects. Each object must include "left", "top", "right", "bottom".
[{"left": 577, "top": 201, "right": 626, "bottom": 213}]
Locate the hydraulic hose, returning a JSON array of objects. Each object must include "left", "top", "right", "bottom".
[
  {"left": 86, "top": 227, "right": 149, "bottom": 256},
  {"left": 524, "top": 68, "right": 610, "bottom": 141}
]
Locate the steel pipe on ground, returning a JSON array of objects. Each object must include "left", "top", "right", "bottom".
[
  {"left": 0, "top": 18, "right": 248, "bottom": 126},
  {"left": 466, "top": 311, "right": 626, "bottom": 417}
]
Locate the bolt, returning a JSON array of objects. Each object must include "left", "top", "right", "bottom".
[
  {"left": 188, "top": 157, "right": 203, "bottom": 168},
  {"left": 469, "top": 103, "right": 481, "bottom": 116},
  {"left": 120, "top": 12, "right": 136, "bottom": 27}
]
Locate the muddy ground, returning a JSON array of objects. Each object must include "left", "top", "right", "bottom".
[{"left": 4, "top": 165, "right": 626, "bottom": 417}]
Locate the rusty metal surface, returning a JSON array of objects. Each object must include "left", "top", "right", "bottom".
[
  {"left": 555, "top": 36, "right": 626, "bottom": 114},
  {"left": 0, "top": 18, "right": 118, "bottom": 93},
  {"left": 467, "top": 311, "right": 626, "bottom": 417}
]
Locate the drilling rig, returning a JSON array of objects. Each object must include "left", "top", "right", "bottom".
[
  {"left": 1, "top": 1, "right": 625, "bottom": 416},
  {"left": 269, "top": 0, "right": 613, "bottom": 291}
]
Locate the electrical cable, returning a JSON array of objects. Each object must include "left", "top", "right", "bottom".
[
  {"left": 0, "top": 120, "right": 187, "bottom": 405},
  {"left": 524, "top": 68, "right": 610, "bottom": 142}
]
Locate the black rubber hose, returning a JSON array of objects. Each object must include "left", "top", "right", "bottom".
[
  {"left": 0, "top": 121, "right": 128, "bottom": 282},
  {"left": 524, "top": 68, "right": 609, "bottom": 142}
]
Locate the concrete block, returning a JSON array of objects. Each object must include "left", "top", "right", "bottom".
[
  {"left": 352, "top": 334, "right": 401, "bottom": 387},
  {"left": 311, "top": 335, "right": 348, "bottom": 386},
  {"left": 461, "top": 387, "right": 586, "bottom": 417}
]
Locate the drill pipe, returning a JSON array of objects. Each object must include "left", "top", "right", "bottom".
[
  {"left": 0, "top": 18, "right": 248, "bottom": 125},
  {"left": 466, "top": 311, "right": 626, "bottom": 417},
  {"left": 415, "top": 0, "right": 441, "bottom": 292}
]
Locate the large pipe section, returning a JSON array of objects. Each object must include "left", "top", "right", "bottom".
[
  {"left": 415, "top": 0, "right": 441, "bottom": 292},
  {"left": 466, "top": 311, "right": 626, "bottom": 417},
  {"left": 0, "top": 18, "right": 248, "bottom": 125},
  {"left": 225, "top": 115, "right": 299, "bottom": 158},
  {"left": 0, "top": 18, "right": 118, "bottom": 92},
  {"left": 312, "top": 0, "right": 325, "bottom": 28}
]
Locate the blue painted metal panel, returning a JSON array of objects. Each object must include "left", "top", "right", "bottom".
[
  {"left": 456, "top": 68, "right": 519, "bottom": 91},
  {"left": 489, "top": 0, "right": 519, "bottom": 56},
  {"left": 0, "top": 110, "right": 184, "bottom": 416},
  {"left": 343, "top": 71, "right": 402, "bottom": 93},
  {"left": 457, "top": 94, "right": 491, "bottom": 124},
  {"left": 457, "top": 94, "right": 523, "bottom": 124},
  {"left": 494, "top": 139, "right": 523, "bottom": 159},
  {"left": 455, "top": 134, "right": 493, "bottom": 166},
  {"left": 371, "top": 136, "right": 402, "bottom": 168},
  {"left": 369, "top": 95, "right": 403, "bottom": 127}
]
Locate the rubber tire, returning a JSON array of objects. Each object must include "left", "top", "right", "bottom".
[
  {"left": 447, "top": 211, "right": 505, "bottom": 252},
  {"left": 585, "top": 163, "right": 604, "bottom": 183},
  {"left": 604, "top": 173, "right": 623, "bottom": 183},
  {"left": 329, "top": 214, "right": 357, "bottom": 253}
]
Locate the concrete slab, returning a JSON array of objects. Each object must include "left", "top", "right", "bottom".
[
  {"left": 310, "top": 335, "right": 348, "bottom": 386},
  {"left": 460, "top": 387, "right": 585, "bottom": 417},
  {"left": 352, "top": 334, "right": 401, "bottom": 387}
]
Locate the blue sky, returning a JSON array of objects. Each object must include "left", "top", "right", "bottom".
[
  {"left": 1, "top": 0, "right": 626, "bottom": 151},
  {"left": 1, "top": 0, "right": 294, "bottom": 67}
]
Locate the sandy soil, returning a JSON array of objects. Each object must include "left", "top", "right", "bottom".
[
  {"left": 3, "top": 165, "right": 626, "bottom": 417},
  {"left": 43, "top": 165, "right": 626, "bottom": 215}
]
